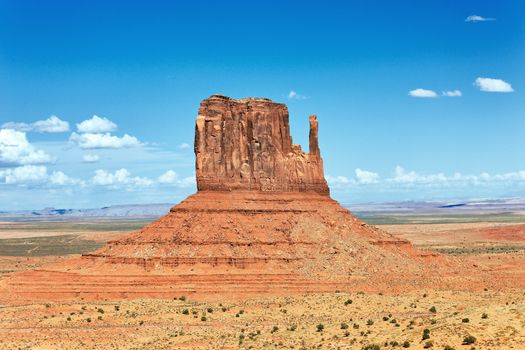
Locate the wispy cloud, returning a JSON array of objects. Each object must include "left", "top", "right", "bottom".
[
  {"left": 465, "top": 15, "right": 495, "bottom": 22},
  {"left": 409, "top": 88, "right": 438, "bottom": 98},
  {"left": 355, "top": 168, "right": 379, "bottom": 184},
  {"left": 90, "top": 168, "right": 195, "bottom": 190},
  {"left": 0, "top": 165, "right": 83, "bottom": 186},
  {"left": 442, "top": 90, "right": 462, "bottom": 97},
  {"left": 82, "top": 154, "right": 100, "bottom": 163},
  {"left": 2, "top": 115, "right": 69, "bottom": 133},
  {"left": 70, "top": 132, "right": 142, "bottom": 149},
  {"left": 91, "top": 168, "right": 153, "bottom": 188},
  {"left": 474, "top": 77, "right": 514, "bottom": 93},
  {"left": 158, "top": 170, "right": 195, "bottom": 187},
  {"left": 328, "top": 166, "right": 525, "bottom": 190},
  {"left": 178, "top": 143, "right": 191, "bottom": 150},
  {"left": 288, "top": 90, "right": 308, "bottom": 100}
]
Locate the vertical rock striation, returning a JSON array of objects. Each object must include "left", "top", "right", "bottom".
[{"left": 195, "top": 95, "right": 329, "bottom": 194}]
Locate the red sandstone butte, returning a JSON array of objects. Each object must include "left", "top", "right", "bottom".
[
  {"left": 0, "top": 95, "right": 473, "bottom": 302},
  {"left": 195, "top": 95, "right": 329, "bottom": 194}
]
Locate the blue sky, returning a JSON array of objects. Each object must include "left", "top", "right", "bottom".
[{"left": 1, "top": 0, "right": 524, "bottom": 209}]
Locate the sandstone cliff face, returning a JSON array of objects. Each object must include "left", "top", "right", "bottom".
[{"left": 195, "top": 95, "right": 329, "bottom": 194}]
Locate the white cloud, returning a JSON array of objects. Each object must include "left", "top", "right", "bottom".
[
  {"left": 0, "top": 165, "right": 82, "bottom": 186},
  {"left": 326, "top": 165, "right": 525, "bottom": 192},
  {"left": 178, "top": 176, "right": 196, "bottom": 188},
  {"left": 91, "top": 168, "right": 153, "bottom": 187},
  {"left": 49, "top": 171, "right": 84, "bottom": 186},
  {"left": 158, "top": 170, "right": 178, "bottom": 184},
  {"left": 474, "top": 77, "right": 514, "bottom": 93},
  {"left": 355, "top": 168, "right": 379, "bottom": 184},
  {"left": 158, "top": 170, "right": 196, "bottom": 188},
  {"left": 442, "top": 90, "right": 462, "bottom": 97},
  {"left": 178, "top": 143, "right": 191, "bottom": 150},
  {"left": 390, "top": 166, "right": 447, "bottom": 185},
  {"left": 288, "top": 90, "right": 307, "bottom": 100},
  {"left": 465, "top": 15, "right": 495, "bottom": 22},
  {"left": 32, "top": 116, "right": 70, "bottom": 133},
  {"left": 1, "top": 122, "right": 33, "bottom": 132},
  {"left": 409, "top": 88, "right": 438, "bottom": 98},
  {"left": 76, "top": 115, "right": 117, "bottom": 133},
  {"left": 326, "top": 175, "right": 354, "bottom": 186},
  {"left": 0, "top": 129, "right": 54, "bottom": 166},
  {"left": 2, "top": 115, "right": 69, "bottom": 133},
  {"left": 82, "top": 154, "right": 100, "bottom": 163},
  {"left": 0, "top": 165, "right": 48, "bottom": 184},
  {"left": 69, "top": 132, "right": 142, "bottom": 149}
]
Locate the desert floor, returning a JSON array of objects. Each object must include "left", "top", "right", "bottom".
[{"left": 0, "top": 213, "right": 524, "bottom": 349}]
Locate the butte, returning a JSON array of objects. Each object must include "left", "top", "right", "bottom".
[{"left": 1, "top": 95, "right": 459, "bottom": 302}]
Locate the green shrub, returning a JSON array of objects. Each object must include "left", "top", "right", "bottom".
[
  {"left": 344, "top": 299, "right": 353, "bottom": 305},
  {"left": 462, "top": 335, "right": 476, "bottom": 345},
  {"left": 461, "top": 318, "right": 469, "bottom": 323},
  {"left": 402, "top": 340, "right": 410, "bottom": 348},
  {"left": 422, "top": 328, "right": 430, "bottom": 340},
  {"left": 361, "top": 344, "right": 380, "bottom": 350},
  {"left": 429, "top": 306, "right": 437, "bottom": 313},
  {"left": 481, "top": 313, "right": 488, "bottom": 319},
  {"left": 366, "top": 319, "right": 374, "bottom": 326},
  {"left": 341, "top": 322, "right": 349, "bottom": 330},
  {"left": 423, "top": 340, "right": 433, "bottom": 348},
  {"left": 97, "top": 308, "right": 104, "bottom": 314},
  {"left": 316, "top": 324, "right": 324, "bottom": 332},
  {"left": 182, "top": 309, "right": 189, "bottom": 315},
  {"left": 444, "top": 346, "right": 455, "bottom": 350},
  {"left": 207, "top": 307, "right": 213, "bottom": 313},
  {"left": 201, "top": 316, "right": 207, "bottom": 321},
  {"left": 179, "top": 296, "right": 186, "bottom": 301}
]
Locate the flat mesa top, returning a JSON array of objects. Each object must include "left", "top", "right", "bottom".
[{"left": 207, "top": 94, "right": 283, "bottom": 105}]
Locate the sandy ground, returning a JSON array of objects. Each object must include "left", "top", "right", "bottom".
[{"left": 1, "top": 290, "right": 523, "bottom": 349}]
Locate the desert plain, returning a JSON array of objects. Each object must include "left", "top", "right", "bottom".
[{"left": 0, "top": 210, "right": 524, "bottom": 350}]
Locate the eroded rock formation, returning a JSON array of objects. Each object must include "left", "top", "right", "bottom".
[
  {"left": 195, "top": 95, "right": 329, "bottom": 194},
  {"left": 0, "top": 95, "right": 458, "bottom": 302}
]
